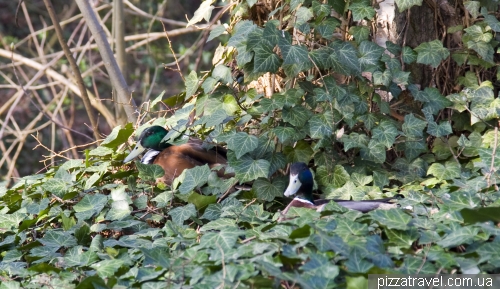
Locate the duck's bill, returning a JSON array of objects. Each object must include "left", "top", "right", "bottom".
[
  {"left": 123, "top": 143, "right": 146, "bottom": 163},
  {"left": 284, "top": 174, "right": 301, "bottom": 197}
]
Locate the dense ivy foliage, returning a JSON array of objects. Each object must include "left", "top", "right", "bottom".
[{"left": 1, "top": 0, "right": 500, "bottom": 288}]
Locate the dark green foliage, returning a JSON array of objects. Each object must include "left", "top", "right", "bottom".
[{"left": 1, "top": 0, "right": 500, "bottom": 287}]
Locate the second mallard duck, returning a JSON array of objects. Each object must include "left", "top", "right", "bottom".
[
  {"left": 283, "top": 162, "right": 400, "bottom": 213},
  {"left": 124, "top": 126, "right": 231, "bottom": 185}
]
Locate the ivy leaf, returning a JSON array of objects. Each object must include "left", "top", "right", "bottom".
[
  {"left": 373, "top": 70, "right": 392, "bottom": 86},
  {"left": 228, "top": 153, "right": 270, "bottom": 183},
  {"left": 178, "top": 165, "right": 212, "bottom": 194},
  {"left": 437, "top": 227, "right": 479, "bottom": 248},
  {"left": 329, "top": 41, "right": 361, "bottom": 75},
  {"left": 427, "top": 161, "right": 461, "bottom": 180},
  {"left": 372, "top": 121, "right": 398, "bottom": 148},
  {"left": 201, "top": 203, "right": 223, "bottom": 220},
  {"left": 316, "top": 17, "right": 341, "bottom": 40},
  {"left": 187, "top": 0, "right": 214, "bottom": 26},
  {"left": 283, "top": 140, "right": 314, "bottom": 163},
  {"left": 185, "top": 71, "right": 199, "bottom": 99},
  {"left": 168, "top": 203, "right": 197, "bottom": 225},
  {"left": 199, "top": 228, "right": 240, "bottom": 251},
  {"left": 253, "top": 43, "right": 281, "bottom": 73},
  {"left": 427, "top": 121, "right": 452, "bottom": 137},
  {"left": 308, "top": 111, "right": 334, "bottom": 138},
  {"left": 349, "top": 26, "right": 370, "bottom": 43},
  {"left": 135, "top": 162, "right": 165, "bottom": 182},
  {"left": 253, "top": 178, "right": 285, "bottom": 201},
  {"left": 478, "top": 147, "right": 500, "bottom": 171},
  {"left": 74, "top": 194, "right": 108, "bottom": 220},
  {"left": 317, "top": 165, "right": 350, "bottom": 188},
  {"left": 360, "top": 140, "right": 386, "bottom": 163},
  {"left": 395, "top": 0, "right": 423, "bottom": 12},
  {"left": 212, "top": 65, "right": 233, "bottom": 85},
  {"left": 349, "top": 3, "right": 375, "bottom": 21},
  {"left": 402, "top": 46, "right": 417, "bottom": 63},
  {"left": 414, "top": 40, "right": 450, "bottom": 68},
  {"left": 423, "top": 87, "right": 453, "bottom": 114},
  {"left": 225, "top": 132, "right": 259, "bottom": 158},
  {"left": 484, "top": 13, "right": 500, "bottom": 32},
  {"left": 279, "top": 43, "right": 310, "bottom": 66},
  {"left": 42, "top": 178, "right": 68, "bottom": 198},
  {"left": 402, "top": 114, "right": 427, "bottom": 137},
  {"left": 464, "top": 1, "right": 480, "bottom": 18},
  {"left": 358, "top": 41, "right": 384, "bottom": 68},
  {"left": 370, "top": 209, "right": 412, "bottom": 230},
  {"left": 282, "top": 106, "right": 313, "bottom": 127},
  {"left": 273, "top": 126, "right": 301, "bottom": 143},
  {"left": 39, "top": 231, "right": 77, "bottom": 249},
  {"left": 207, "top": 24, "right": 227, "bottom": 42},
  {"left": 152, "top": 192, "right": 173, "bottom": 208},
  {"left": 404, "top": 140, "right": 427, "bottom": 160},
  {"left": 467, "top": 40, "right": 494, "bottom": 63},
  {"left": 91, "top": 259, "right": 124, "bottom": 278},
  {"left": 101, "top": 123, "right": 134, "bottom": 149},
  {"left": 188, "top": 192, "right": 216, "bottom": 210}
]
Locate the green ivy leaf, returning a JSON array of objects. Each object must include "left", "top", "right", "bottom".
[
  {"left": 427, "top": 161, "right": 461, "bottom": 180},
  {"left": 402, "top": 46, "right": 417, "bottom": 63},
  {"left": 228, "top": 153, "right": 270, "bottom": 183},
  {"left": 427, "top": 121, "right": 452, "bottom": 137},
  {"left": 188, "top": 192, "right": 216, "bottom": 210},
  {"left": 358, "top": 41, "right": 384, "bottom": 68},
  {"left": 370, "top": 208, "right": 412, "bottom": 230},
  {"left": 207, "top": 24, "right": 227, "bottom": 42},
  {"left": 42, "top": 178, "right": 68, "bottom": 198},
  {"left": 185, "top": 71, "right": 199, "bottom": 99},
  {"left": 152, "top": 191, "right": 174, "bottom": 208},
  {"left": 437, "top": 226, "right": 479, "bottom": 248},
  {"left": 464, "top": 1, "right": 480, "bottom": 18},
  {"left": 39, "top": 231, "right": 77, "bottom": 249},
  {"left": 187, "top": 0, "right": 214, "bottom": 26},
  {"left": 349, "top": 3, "right": 375, "bottom": 21},
  {"left": 135, "top": 162, "right": 165, "bottom": 182},
  {"left": 179, "top": 165, "right": 212, "bottom": 194},
  {"left": 253, "top": 43, "right": 281, "bottom": 73},
  {"left": 361, "top": 140, "right": 386, "bottom": 163},
  {"left": 225, "top": 132, "right": 259, "bottom": 159},
  {"left": 74, "top": 194, "right": 108, "bottom": 220},
  {"left": 283, "top": 140, "right": 313, "bottom": 163},
  {"left": 91, "top": 259, "right": 124, "bottom": 278},
  {"left": 373, "top": 70, "right": 392, "bottom": 87},
  {"left": 199, "top": 228, "right": 241, "bottom": 251},
  {"left": 372, "top": 121, "right": 398, "bottom": 148},
  {"left": 478, "top": 147, "right": 500, "bottom": 171},
  {"left": 414, "top": 40, "right": 450, "bottom": 68},
  {"left": 349, "top": 26, "right": 370, "bottom": 43},
  {"left": 402, "top": 114, "right": 427, "bottom": 137},
  {"left": 168, "top": 203, "right": 197, "bottom": 225},
  {"left": 212, "top": 65, "right": 233, "bottom": 85},
  {"left": 308, "top": 111, "right": 334, "bottom": 138},
  {"left": 395, "top": 0, "right": 423, "bottom": 12},
  {"left": 316, "top": 17, "right": 341, "bottom": 40},
  {"left": 283, "top": 106, "right": 313, "bottom": 127},
  {"left": 101, "top": 123, "right": 134, "bottom": 148},
  {"left": 253, "top": 178, "right": 284, "bottom": 201}
]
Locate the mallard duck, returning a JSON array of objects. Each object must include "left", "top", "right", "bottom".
[
  {"left": 123, "top": 126, "right": 231, "bottom": 184},
  {"left": 282, "top": 162, "right": 400, "bottom": 213}
]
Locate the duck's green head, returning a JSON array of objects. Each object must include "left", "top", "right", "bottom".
[
  {"left": 123, "top": 126, "right": 169, "bottom": 163},
  {"left": 284, "top": 162, "right": 314, "bottom": 202}
]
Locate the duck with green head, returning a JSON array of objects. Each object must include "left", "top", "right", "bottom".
[
  {"left": 124, "top": 126, "right": 231, "bottom": 185},
  {"left": 283, "top": 162, "right": 400, "bottom": 213}
]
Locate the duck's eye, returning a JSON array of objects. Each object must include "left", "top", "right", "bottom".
[{"left": 294, "top": 180, "right": 297, "bottom": 183}]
